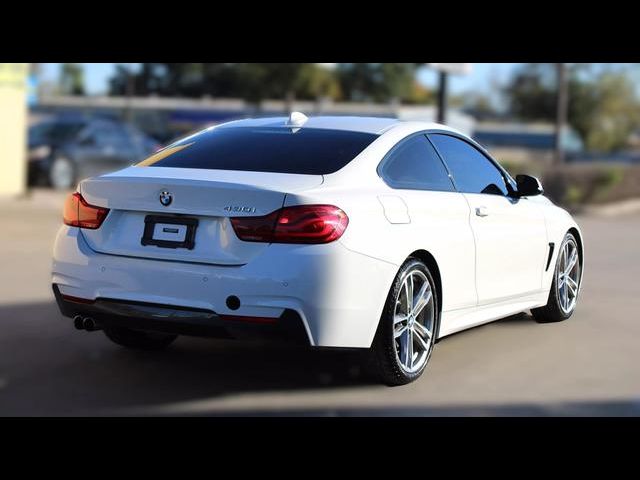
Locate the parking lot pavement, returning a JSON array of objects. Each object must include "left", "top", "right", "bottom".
[{"left": 1, "top": 189, "right": 639, "bottom": 416}]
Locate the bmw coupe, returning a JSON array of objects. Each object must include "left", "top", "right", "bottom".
[{"left": 52, "top": 113, "right": 584, "bottom": 385}]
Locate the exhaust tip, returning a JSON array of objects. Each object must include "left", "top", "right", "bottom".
[
  {"left": 82, "top": 317, "right": 100, "bottom": 332},
  {"left": 73, "top": 315, "right": 84, "bottom": 330}
]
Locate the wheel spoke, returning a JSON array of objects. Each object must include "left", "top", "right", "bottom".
[
  {"left": 400, "top": 329, "right": 411, "bottom": 368},
  {"left": 413, "top": 326, "right": 430, "bottom": 352},
  {"left": 407, "top": 275, "right": 415, "bottom": 312},
  {"left": 412, "top": 285, "right": 432, "bottom": 317},
  {"left": 394, "top": 314, "right": 408, "bottom": 325},
  {"left": 395, "top": 324, "right": 408, "bottom": 339},
  {"left": 565, "top": 249, "right": 578, "bottom": 275},
  {"left": 407, "top": 329, "right": 414, "bottom": 369},
  {"left": 566, "top": 276, "right": 578, "bottom": 297},
  {"left": 558, "top": 275, "right": 566, "bottom": 289},
  {"left": 413, "top": 320, "right": 432, "bottom": 341}
]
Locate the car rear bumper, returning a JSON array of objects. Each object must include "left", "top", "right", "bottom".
[
  {"left": 53, "top": 284, "right": 310, "bottom": 345},
  {"left": 52, "top": 226, "right": 398, "bottom": 348}
]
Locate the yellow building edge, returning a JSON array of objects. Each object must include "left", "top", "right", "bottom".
[{"left": 0, "top": 63, "right": 28, "bottom": 196}]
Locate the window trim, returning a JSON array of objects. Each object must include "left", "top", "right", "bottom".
[
  {"left": 426, "top": 130, "right": 518, "bottom": 197},
  {"left": 376, "top": 131, "right": 457, "bottom": 193}
]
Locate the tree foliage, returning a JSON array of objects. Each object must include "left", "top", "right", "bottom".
[
  {"left": 336, "top": 63, "right": 421, "bottom": 103},
  {"left": 108, "top": 63, "right": 426, "bottom": 105},
  {"left": 505, "top": 63, "right": 640, "bottom": 152},
  {"left": 59, "top": 63, "right": 85, "bottom": 95}
]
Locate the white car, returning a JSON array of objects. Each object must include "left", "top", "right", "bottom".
[{"left": 52, "top": 113, "right": 584, "bottom": 385}]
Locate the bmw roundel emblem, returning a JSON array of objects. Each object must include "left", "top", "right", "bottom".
[{"left": 159, "top": 190, "right": 173, "bottom": 207}]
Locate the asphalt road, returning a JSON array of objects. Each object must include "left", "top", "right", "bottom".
[{"left": 1, "top": 190, "right": 639, "bottom": 416}]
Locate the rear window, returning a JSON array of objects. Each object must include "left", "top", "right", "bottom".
[{"left": 136, "top": 127, "right": 379, "bottom": 175}]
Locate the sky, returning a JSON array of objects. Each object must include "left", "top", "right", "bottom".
[{"left": 40, "top": 63, "right": 522, "bottom": 96}]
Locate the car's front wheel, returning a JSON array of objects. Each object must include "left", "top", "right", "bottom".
[
  {"left": 103, "top": 326, "right": 177, "bottom": 351},
  {"left": 371, "top": 258, "right": 438, "bottom": 386},
  {"left": 531, "top": 232, "right": 582, "bottom": 323}
]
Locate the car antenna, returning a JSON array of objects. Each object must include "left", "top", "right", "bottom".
[{"left": 286, "top": 111, "right": 309, "bottom": 128}]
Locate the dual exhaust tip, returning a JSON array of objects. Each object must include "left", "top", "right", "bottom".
[{"left": 73, "top": 315, "right": 101, "bottom": 332}]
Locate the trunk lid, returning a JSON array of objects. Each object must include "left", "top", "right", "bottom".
[{"left": 79, "top": 166, "right": 323, "bottom": 265}]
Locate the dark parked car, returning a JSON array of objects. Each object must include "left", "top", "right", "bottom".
[{"left": 28, "top": 117, "right": 161, "bottom": 190}]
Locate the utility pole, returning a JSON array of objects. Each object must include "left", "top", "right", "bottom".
[
  {"left": 555, "top": 63, "right": 569, "bottom": 165},
  {"left": 436, "top": 71, "right": 448, "bottom": 124},
  {"left": 427, "top": 64, "right": 472, "bottom": 125}
]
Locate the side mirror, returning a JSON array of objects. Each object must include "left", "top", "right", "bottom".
[{"left": 515, "top": 174, "right": 544, "bottom": 197}]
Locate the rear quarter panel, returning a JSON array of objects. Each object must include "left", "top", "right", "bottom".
[{"left": 284, "top": 183, "right": 478, "bottom": 314}]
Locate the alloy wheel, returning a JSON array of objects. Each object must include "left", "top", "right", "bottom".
[
  {"left": 557, "top": 237, "right": 581, "bottom": 315},
  {"left": 393, "top": 269, "right": 435, "bottom": 374}
]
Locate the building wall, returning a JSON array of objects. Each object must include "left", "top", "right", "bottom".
[{"left": 0, "top": 63, "right": 28, "bottom": 196}]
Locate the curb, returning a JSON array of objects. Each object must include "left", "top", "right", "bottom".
[{"left": 579, "top": 198, "right": 640, "bottom": 217}]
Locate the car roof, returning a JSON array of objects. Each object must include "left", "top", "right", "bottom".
[
  {"left": 216, "top": 114, "right": 464, "bottom": 137},
  {"left": 216, "top": 115, "right": 411, "bottom": 135}
]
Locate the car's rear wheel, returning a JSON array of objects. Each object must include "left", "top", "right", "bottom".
[
  {"left": 49, "top": 157, "right": 76, "bottom": 190},
  {"left": 371, "top": 258, "right": 437, "bottom": 386},
  {"left": 103, "top": 326, "right": 177, "bottom": 351},
  {"left": 531, "top": 233, "right": 582, "bottom": 323}
]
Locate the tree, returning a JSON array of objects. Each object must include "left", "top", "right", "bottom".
[
  {"left": 337, "top": 63, "right": 419, "bottom": 103},
  {"left": 404, "top": 81, "right": 434, "bottom": 105},
  {"left": 231, "top": 63, "right": 309, "bottom": 108},
  {"left": 107, "top": 63, "right": 425, "bottom": 108},
  {"left": 59, "top": 63, "right": 85, "bottom": 95},
  {"left": 505, "top": 63, "right": 640, "bottom": 152},
  {"left": 296, "top": 64, "right": 342, "bottom": 101},
  {"left": 462, "top": 93, "right": 498, "bottom": 120},
  {"left": 504, "top": 63, "right": 558, "bottom": 121},
  {"left": 571, "top": 72, "right": 640, "bottom": 151},
  {"left": 109, "top": 63, "right": 333, "bottom": 107}
]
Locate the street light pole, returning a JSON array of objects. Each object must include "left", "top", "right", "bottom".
[
  {"left": 555, "top": 63, "right": 569, "bottom": 165},
  {"left": 437, "top": 71, "right": 448, "bottom": 124}
]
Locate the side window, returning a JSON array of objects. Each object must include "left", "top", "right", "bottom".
[
  {"left": 428, "top": 134, "right": 509, "bottom": 196},
  {"left": 92, "top": 123, "right": 131, "bottom": 150},
  {"left": 92, "top": 125, "right": 118, "bottom": 148},
  {"left": 380, "top": 135, "right": 454, "bottom": 192}
]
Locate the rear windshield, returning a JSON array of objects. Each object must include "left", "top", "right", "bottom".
[{"left": 136, "top": 127, "right": 379, "bottom": 175}]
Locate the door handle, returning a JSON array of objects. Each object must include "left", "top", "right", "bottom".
[{"left": 475, "top": 206, "right": 489, "bottom": 217}]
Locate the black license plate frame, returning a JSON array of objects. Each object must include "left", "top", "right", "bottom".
[{"left": 141, "top": 215, "right": 199, "bottom": 250}]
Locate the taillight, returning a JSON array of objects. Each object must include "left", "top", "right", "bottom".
[
  {"left": 230, "top": 205, "right": 348, "bottom": 244},
  {"left": 63, "top": 193, "right": 110, "bottom": 229}
]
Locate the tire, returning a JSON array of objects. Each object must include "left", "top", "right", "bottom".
[
  {"left": 103, "top": 326, "right": 177, "bottom": 351},
  {"left": 531, "top": 233, "right": 582, "bottom": 323},
  {"left": 49, "top": 157, "right": 76, "bottom": 190},
  {"left": 370, "top": 258, "right": 438, "bottom": 386}
]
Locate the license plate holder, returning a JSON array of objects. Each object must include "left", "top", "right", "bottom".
[{"left": 141, "top": 215, "right": 199, "bottom": 250}]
